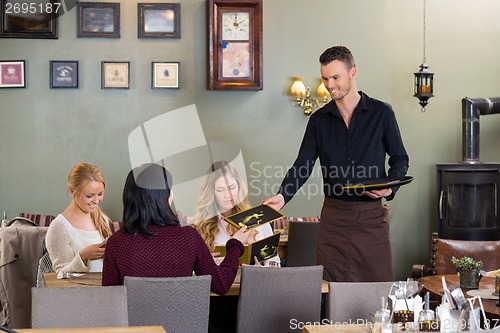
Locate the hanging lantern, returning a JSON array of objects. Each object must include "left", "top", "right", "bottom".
[
  {"left": 414, "top": 63, "right": 434, "bottom": 110},
  {"left": 414, "top": 0, "right": 434, "bottom": 112}
]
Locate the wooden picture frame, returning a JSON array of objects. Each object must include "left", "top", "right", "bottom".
[
  {"left": 101, "top": 61, "right": 129, "bottom": 89},
  {"left": 50, "top": 60, "right": 78, "bottom": 89},
  {"left": 207, "top": 0, "right": 262, "bottom": 91},
  {"left": 77, "top": 2, "right": 120, "bottom": 38},
  {"left": 0, "top": 60, "right": 25, "bottom": 88},
  {"left": 152, "top": 61, "right": 180, "bottom": 89},
  {"left": 138, "top": 3, "right": 180, "bottom": 39},
  {"left": 0, "top": 0, "right": 58, "bottom": 39}
]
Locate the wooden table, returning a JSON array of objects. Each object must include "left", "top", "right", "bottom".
[
  {"left": 302, "top": 323, "right": 372, "bottom": 333},
  {"left": 17, "top": 326, "right": 166, "bottom": 333},
  {"left": 43, "top": 272, "right": 329, "bottom": 296},
  {"left": 418, "top": 274, "right": 500, "bottom": 318}
]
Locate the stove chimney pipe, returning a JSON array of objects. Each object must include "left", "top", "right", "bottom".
[{"left": 462, "top": 97, "right": 500, "bottom": 164}]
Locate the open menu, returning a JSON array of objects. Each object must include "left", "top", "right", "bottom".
[
  {"left": 223, "top": 204, "right": 285, "bottom": 230},
  {"left": 215, "top": 231, "right": 281, "bottom": 265}
]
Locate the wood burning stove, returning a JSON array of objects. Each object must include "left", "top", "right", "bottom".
[{"left": 437, "top": 97, "right": 500, "bottom": 240}]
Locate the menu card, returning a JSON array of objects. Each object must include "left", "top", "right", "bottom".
[
  {"left": 224, "top": 204, "right": 285, "bottom": 229},
  {"left": 215, "top": 231, "right": 281, "bottom": 265}
]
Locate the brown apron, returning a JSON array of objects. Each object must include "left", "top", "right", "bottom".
[{"left": 317, "top": 197, "right": 393, "bottom": 282}]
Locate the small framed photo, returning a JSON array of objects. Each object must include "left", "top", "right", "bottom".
[
  {"left": 0, "top": 0, "right": 58, "bottom": 39},
  {"left": 152, "top": 62, "right": 180, "bottom": 89},
  {"left": 77, "top": 2, "right": 120, "bottom": 38},
  {"left": 50, "top": 61, "right": 79, "bottom": 89},
  {"left": 138, "top": 3, "right": 180, "bottom": 39},
  {"left": 0, "top": 60, "right": 25, "bottom": 88},
  {"left": 101, "top": 61, "right": 130, "bottom": 89}
]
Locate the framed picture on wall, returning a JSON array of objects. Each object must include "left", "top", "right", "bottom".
[
  {"left": 101, "top": 61, "right": 129, "bottom": 89},
  {"left": 0, "top": 0, "right": 58, "bottom": 39},
  {"left": 77, "top": 2, "right": 120, "bottom": 38},
  {"left": 138, "top": 3, "right": 180, "bottom": 39},
  {"left": 50, "top": 61, "right": 79, "bottom": 89},
  {"left": 0, "top": 60, "right": 25, "bottom": 88},
  {"left": 152, "top": 61, "right": 180, "bottom": 89}
]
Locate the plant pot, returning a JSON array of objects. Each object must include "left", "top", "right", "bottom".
[{"left": 457, "top": 268, "right": 482, "bottom": 289}]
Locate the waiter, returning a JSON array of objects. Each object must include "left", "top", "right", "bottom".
[{"left": 263, "top": 45, "right": 409, "bottom": 282}]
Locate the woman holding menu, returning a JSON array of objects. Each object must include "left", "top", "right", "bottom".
[{"left": 191, "top": 160, "right": 281, "bottom": 267}]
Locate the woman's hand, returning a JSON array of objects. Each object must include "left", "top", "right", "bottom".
[
  {"left": 253, "top": 256, "right": 261, "bottom": 266},
  {"left": 211, "top": 251, "right": 225, "bottom": 265},
  {"left": 79, "top": 242, "right": 105, "bottom": 263},
  {"left": 231, "top": 225, "right": 251, "bottom": 244}
]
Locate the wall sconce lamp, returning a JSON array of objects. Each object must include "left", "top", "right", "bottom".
[{"left": 290, "top": 76, "right": 330, "bottom": 116}]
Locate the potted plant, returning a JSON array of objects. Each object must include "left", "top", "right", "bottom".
[{"left": 451, "top": 256, "right": 483, "bottom": 289}]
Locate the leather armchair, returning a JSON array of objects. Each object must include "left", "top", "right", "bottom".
[{"left": 412, "top": 232, "right": 500, "bottom": 279}]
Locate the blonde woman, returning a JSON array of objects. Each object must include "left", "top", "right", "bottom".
[
  {"left": 46, "top": 162, "right": 112, "bottom": 273},
  {"left": 191, "top": 160, "right": 280, "bottom": 267}
]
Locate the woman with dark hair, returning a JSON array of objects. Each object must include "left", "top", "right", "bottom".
[{"left": 102, "top": 163, "right": 249, "bottom": 295}]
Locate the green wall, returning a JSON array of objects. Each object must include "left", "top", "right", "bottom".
[{"left": 1, "top": 0, "right": 500, "bottom": 280}]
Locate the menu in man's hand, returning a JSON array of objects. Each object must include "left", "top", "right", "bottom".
[
  {"left": 215, "top": 231, "right": 281, "bottom": 265},
  {"left": 223, "top": 204, "right": 285, "bottom": 229}
]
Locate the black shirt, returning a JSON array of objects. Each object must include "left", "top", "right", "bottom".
[{"left": 279, "top": 91, "right": 409, "bottom": 202}]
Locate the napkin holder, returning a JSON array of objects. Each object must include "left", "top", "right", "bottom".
[{"left": 436, "top": 295, "right": 484, "bottom": 332}]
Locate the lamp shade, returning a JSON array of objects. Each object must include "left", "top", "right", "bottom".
[
  {"left": 316, "top": 79, "right": 330, "bottom": 102},
  {"left": 290, "top": 77, "right": 306, "bottom": 98}
]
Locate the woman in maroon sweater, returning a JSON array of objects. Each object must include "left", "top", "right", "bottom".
[{"left": 102, "top": 163, "right": 250, "bottom": 295}]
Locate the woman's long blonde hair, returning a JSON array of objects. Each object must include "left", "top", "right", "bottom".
[
  {"left": 68, "top": 162, "right": 112, "bottom": 239},
  {"left": 191, "top": 161, "right": 251, "bottom": 251}
]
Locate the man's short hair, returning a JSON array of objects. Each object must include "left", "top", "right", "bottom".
[{"left": 319, "top": 46, "right": 356, "bottom": 69}]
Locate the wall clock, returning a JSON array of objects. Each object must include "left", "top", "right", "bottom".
[{"left": 208, "top": 0, "right": 263, "bottom": 91}]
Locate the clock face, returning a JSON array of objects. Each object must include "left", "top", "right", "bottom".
[{"left": 221, "top": 12, "right": 250, "bottom": 40}]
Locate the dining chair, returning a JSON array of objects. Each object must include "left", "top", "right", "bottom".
[
  {"left": 18, "top": 213, "right": 56, "bottom": 227},
  {"left": 412, "top": 232, "right": 500, "bottom": 278},
  {"left": 284, "top": 220, "right": 320, "bottom": 267},
  {"left": 327, "top": 281, "right": 395, "bottom": 323},
  {"left": 31, "top": 286, "right": 128, "bottom": 328},
  {"left": 236, "top": 265, "right": 323, "bottom": 333},
  {"left": 124, "top": 275, "right": 212, "bottom": 333},
  {"left": 0, "top": 224, "right": 47, "bottom": 329},
  {"left": 35, "top": 240, "right": 53, "bottom": 287}
]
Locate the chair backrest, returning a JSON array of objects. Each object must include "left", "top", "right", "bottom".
[
  {"left": 19, "top": 213, "right": 56, "bottom": 227},
  {"left": 31, "top": 286, "right": 128, "bottom": 328},
  {"left": 35, "top": 240, "right": 53, "bottom": 288},
  {"left": 285, "top": 221, "right": 320, "bottom": 267},
  {"left": 430, "top": 232, "right": 500, "bottom": 275},
  {"left": 236, "top": 265, "right": 323, "bottom": 333},
  {"left": 109, "top": 221, "right": 123, "bottom": 233},
  {"left": 124, "top": 275, "right": 212, "bottom": 333},
  {"left": 0, "top": 225, "right": 47, "bottom": 329},
  {"left": 327, "top": 281, "right": 395, "bottom": 323}
]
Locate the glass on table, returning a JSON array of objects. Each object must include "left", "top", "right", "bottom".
[
  {"left": 405, "top": 322, "right": 420, "bottom": 332},
  {"left": 418, "top": 310, "right": 438, "bottom": 332},
  {"left": 393, "top": 310, "right": 414, "bottom": 331},
  {"left": 494, "top": 276, "right": 500, "bottom": 296}
]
